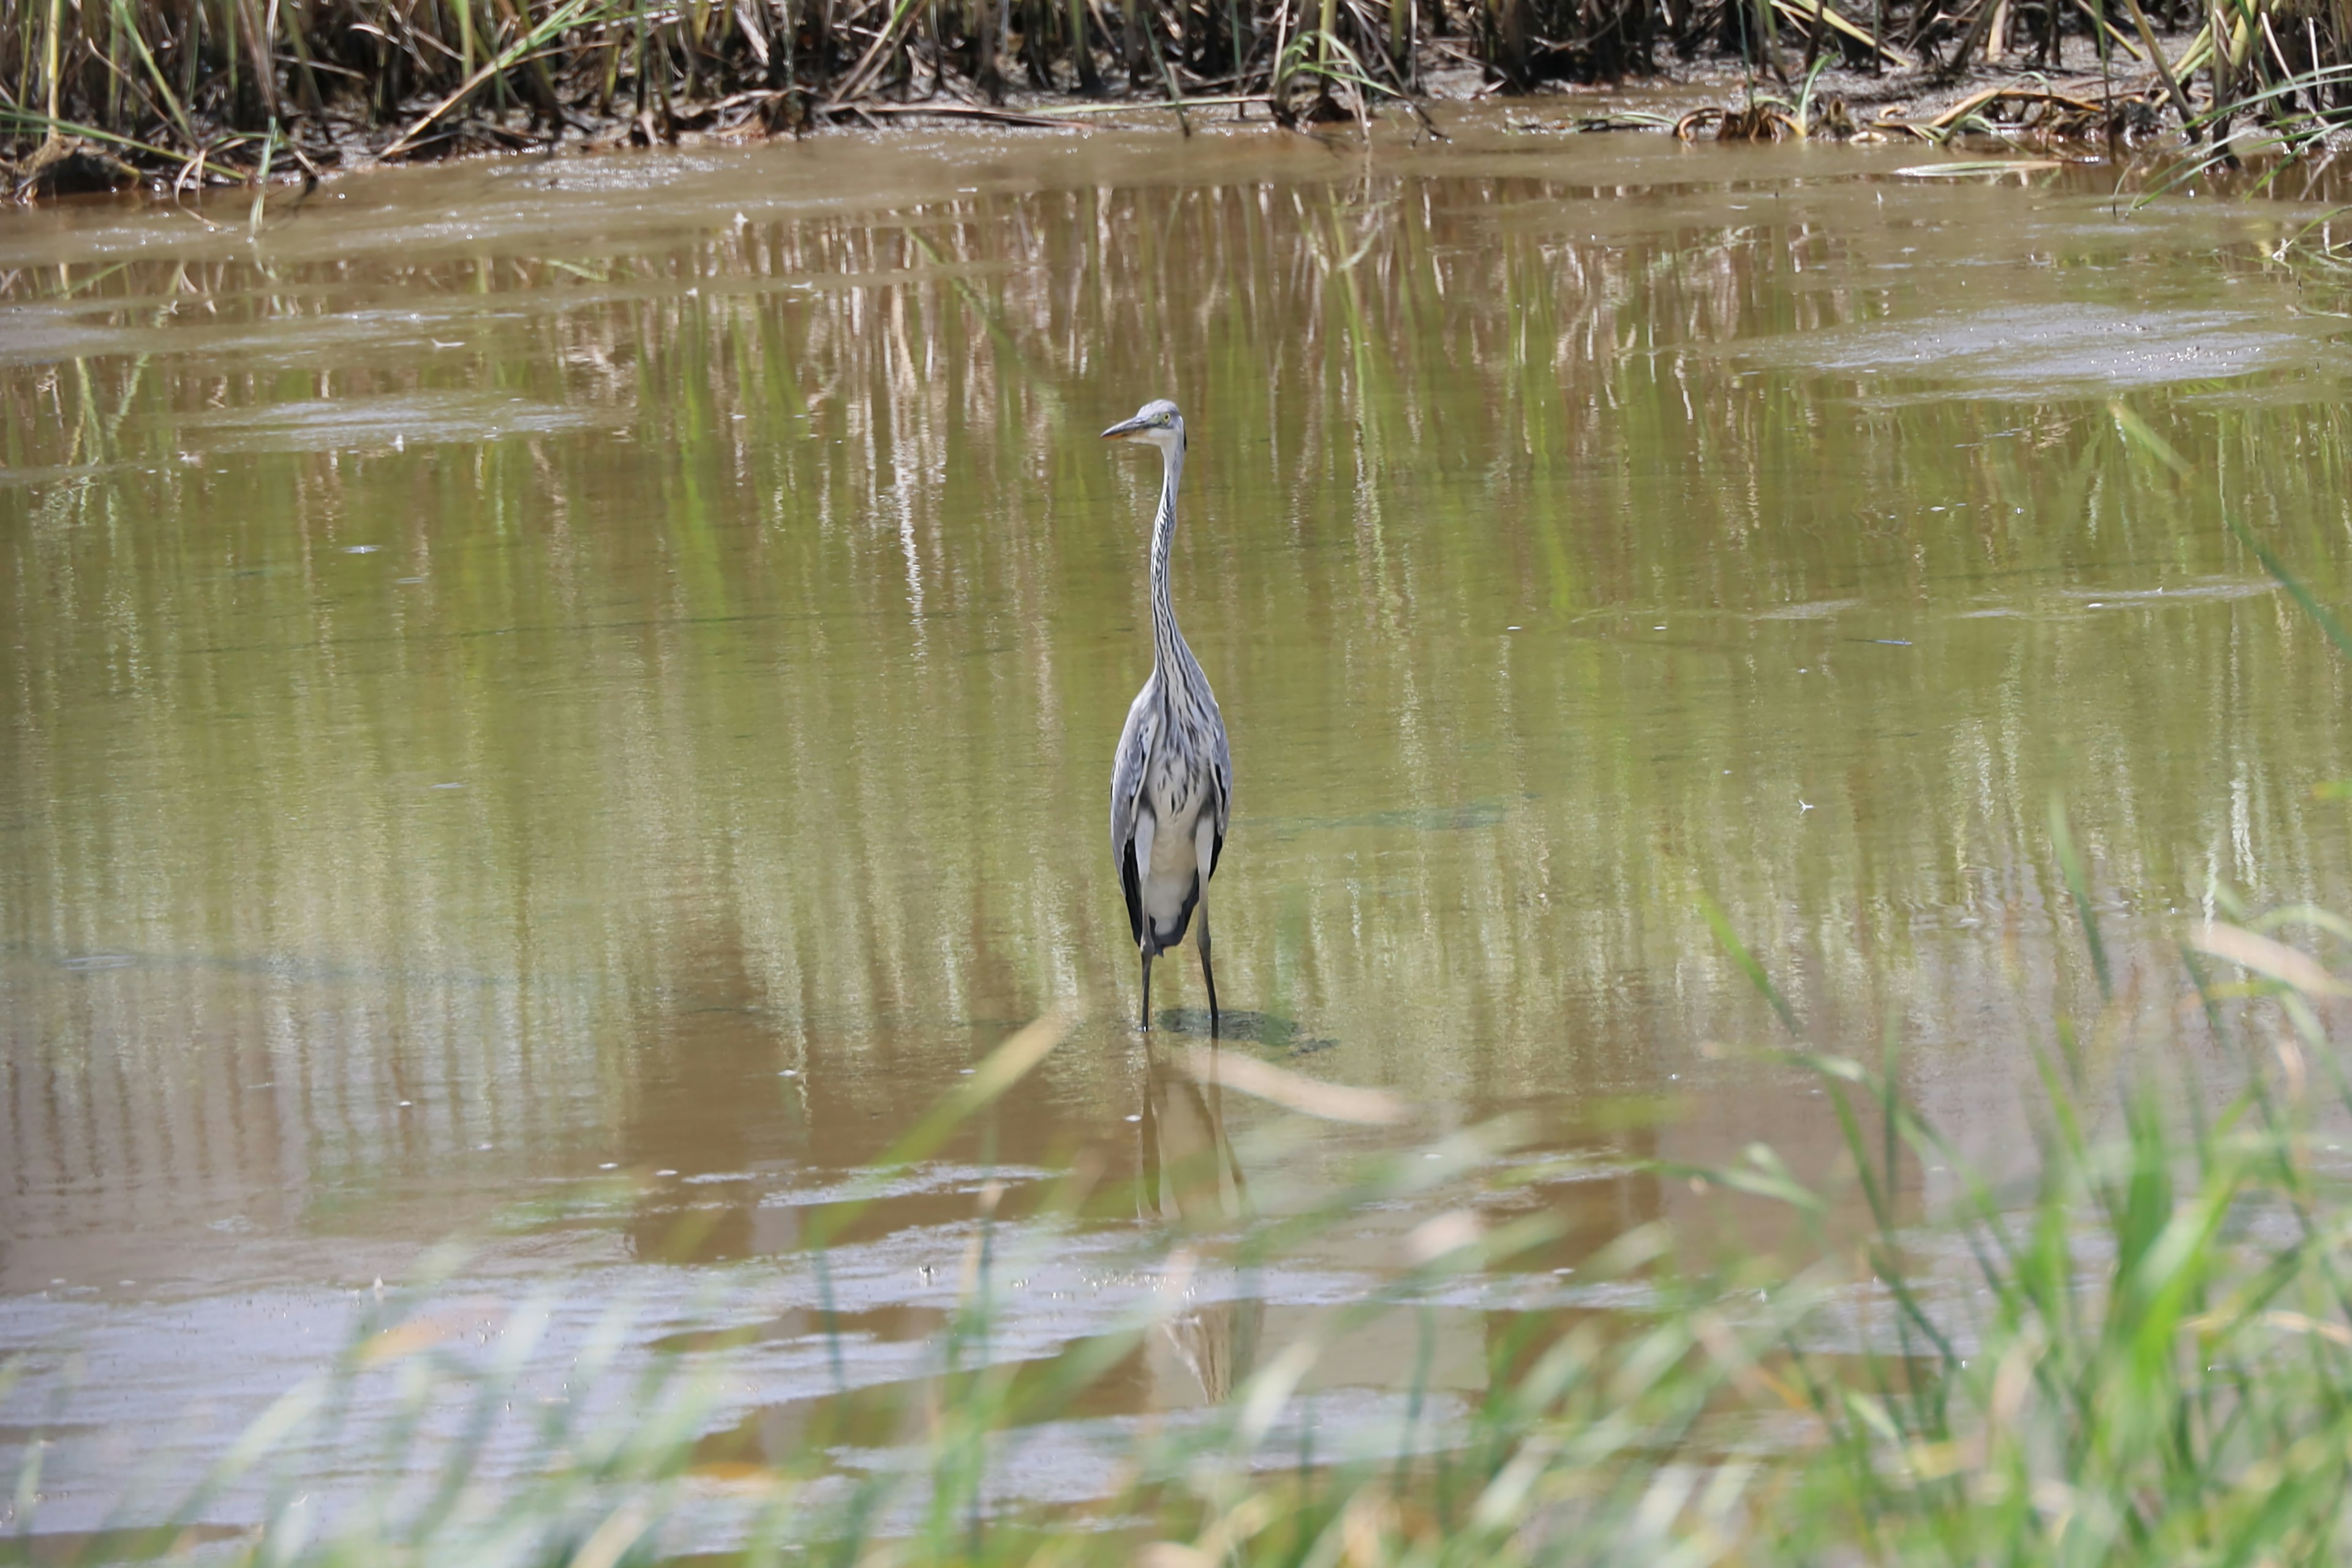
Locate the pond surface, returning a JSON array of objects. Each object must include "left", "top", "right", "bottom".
[{"left": 4, "top": 110, "right": 2352, "bottom": 1546}]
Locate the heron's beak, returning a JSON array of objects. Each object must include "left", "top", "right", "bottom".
[{"left": 1100, "top": 415, "right": 1147, "bottom": 440}]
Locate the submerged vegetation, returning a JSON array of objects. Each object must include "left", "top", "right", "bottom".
[{"left": 4, "top": 0, "right": 2352, "bottom": 192}]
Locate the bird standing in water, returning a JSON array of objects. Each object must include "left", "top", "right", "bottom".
[{"left": 1104, "top": 399, "right": 1231, "bottom": 1033}]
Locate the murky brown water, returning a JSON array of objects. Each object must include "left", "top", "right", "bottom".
[{"left": 5, "top": 110, "right": 2352, "bottom": 1544}]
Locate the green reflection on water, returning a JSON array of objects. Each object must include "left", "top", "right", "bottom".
[{"left": 2, "top": 134, "right": 2350, "bottom": 1280}]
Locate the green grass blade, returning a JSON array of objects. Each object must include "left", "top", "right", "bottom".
[{"left": 1698, "top": 891, "right": 1801, "bottom": 1035}]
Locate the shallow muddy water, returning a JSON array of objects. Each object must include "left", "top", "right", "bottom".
[{"left": 4, "top": 110, "right": 2352, "bottom": 1545}]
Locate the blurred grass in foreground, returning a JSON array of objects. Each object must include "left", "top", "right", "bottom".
[{"left": 12, "top": 892, "right": 2352, "bottom": 1567}]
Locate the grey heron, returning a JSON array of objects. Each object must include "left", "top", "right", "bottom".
[{"left": 1103, "top": 399, "right": 1231, "bottom": 1034}]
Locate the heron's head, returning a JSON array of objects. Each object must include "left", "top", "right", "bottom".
[{"left": 1101, "top": 399, "right": 1185, "bottom": 456}]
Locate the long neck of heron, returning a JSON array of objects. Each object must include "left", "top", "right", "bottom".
[{"left": 1148, "top": 438, "right": 1189, "bottom": 677}]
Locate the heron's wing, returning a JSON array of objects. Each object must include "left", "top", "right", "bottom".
[{"left": 1110, "top": 685, "right": 1158, "bottom": 945}]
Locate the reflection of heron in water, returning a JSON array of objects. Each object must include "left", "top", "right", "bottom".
[
  {"left": 1104, "top": 399, "right": 1231, "bottom": 1035},
  {"left": 1142, "top": 1044, "right": 1262, "bottom": 1403}
]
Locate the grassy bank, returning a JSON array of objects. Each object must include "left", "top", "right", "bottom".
[{"left": 3, "top": 0, "right": 2351, "bottom": 194}]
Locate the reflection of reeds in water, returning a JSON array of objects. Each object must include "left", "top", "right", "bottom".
[
  {"left": 1141, "top": 1044, "right": 1262, "bottom": 1404},
  {"left": 4, "top": 167, "right": 2352, "bottom": 1241}
]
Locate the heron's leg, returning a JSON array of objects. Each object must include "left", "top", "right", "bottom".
[
  {"left": 1192, "top": 815, "right": 1221, "bottom": 1036},
  {"left": 1140, "top": 947, "right": 1155, "bottom": 1031},
  {"left": 1197, "top": 897, "right": 1219, "bottom": 1036}
]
